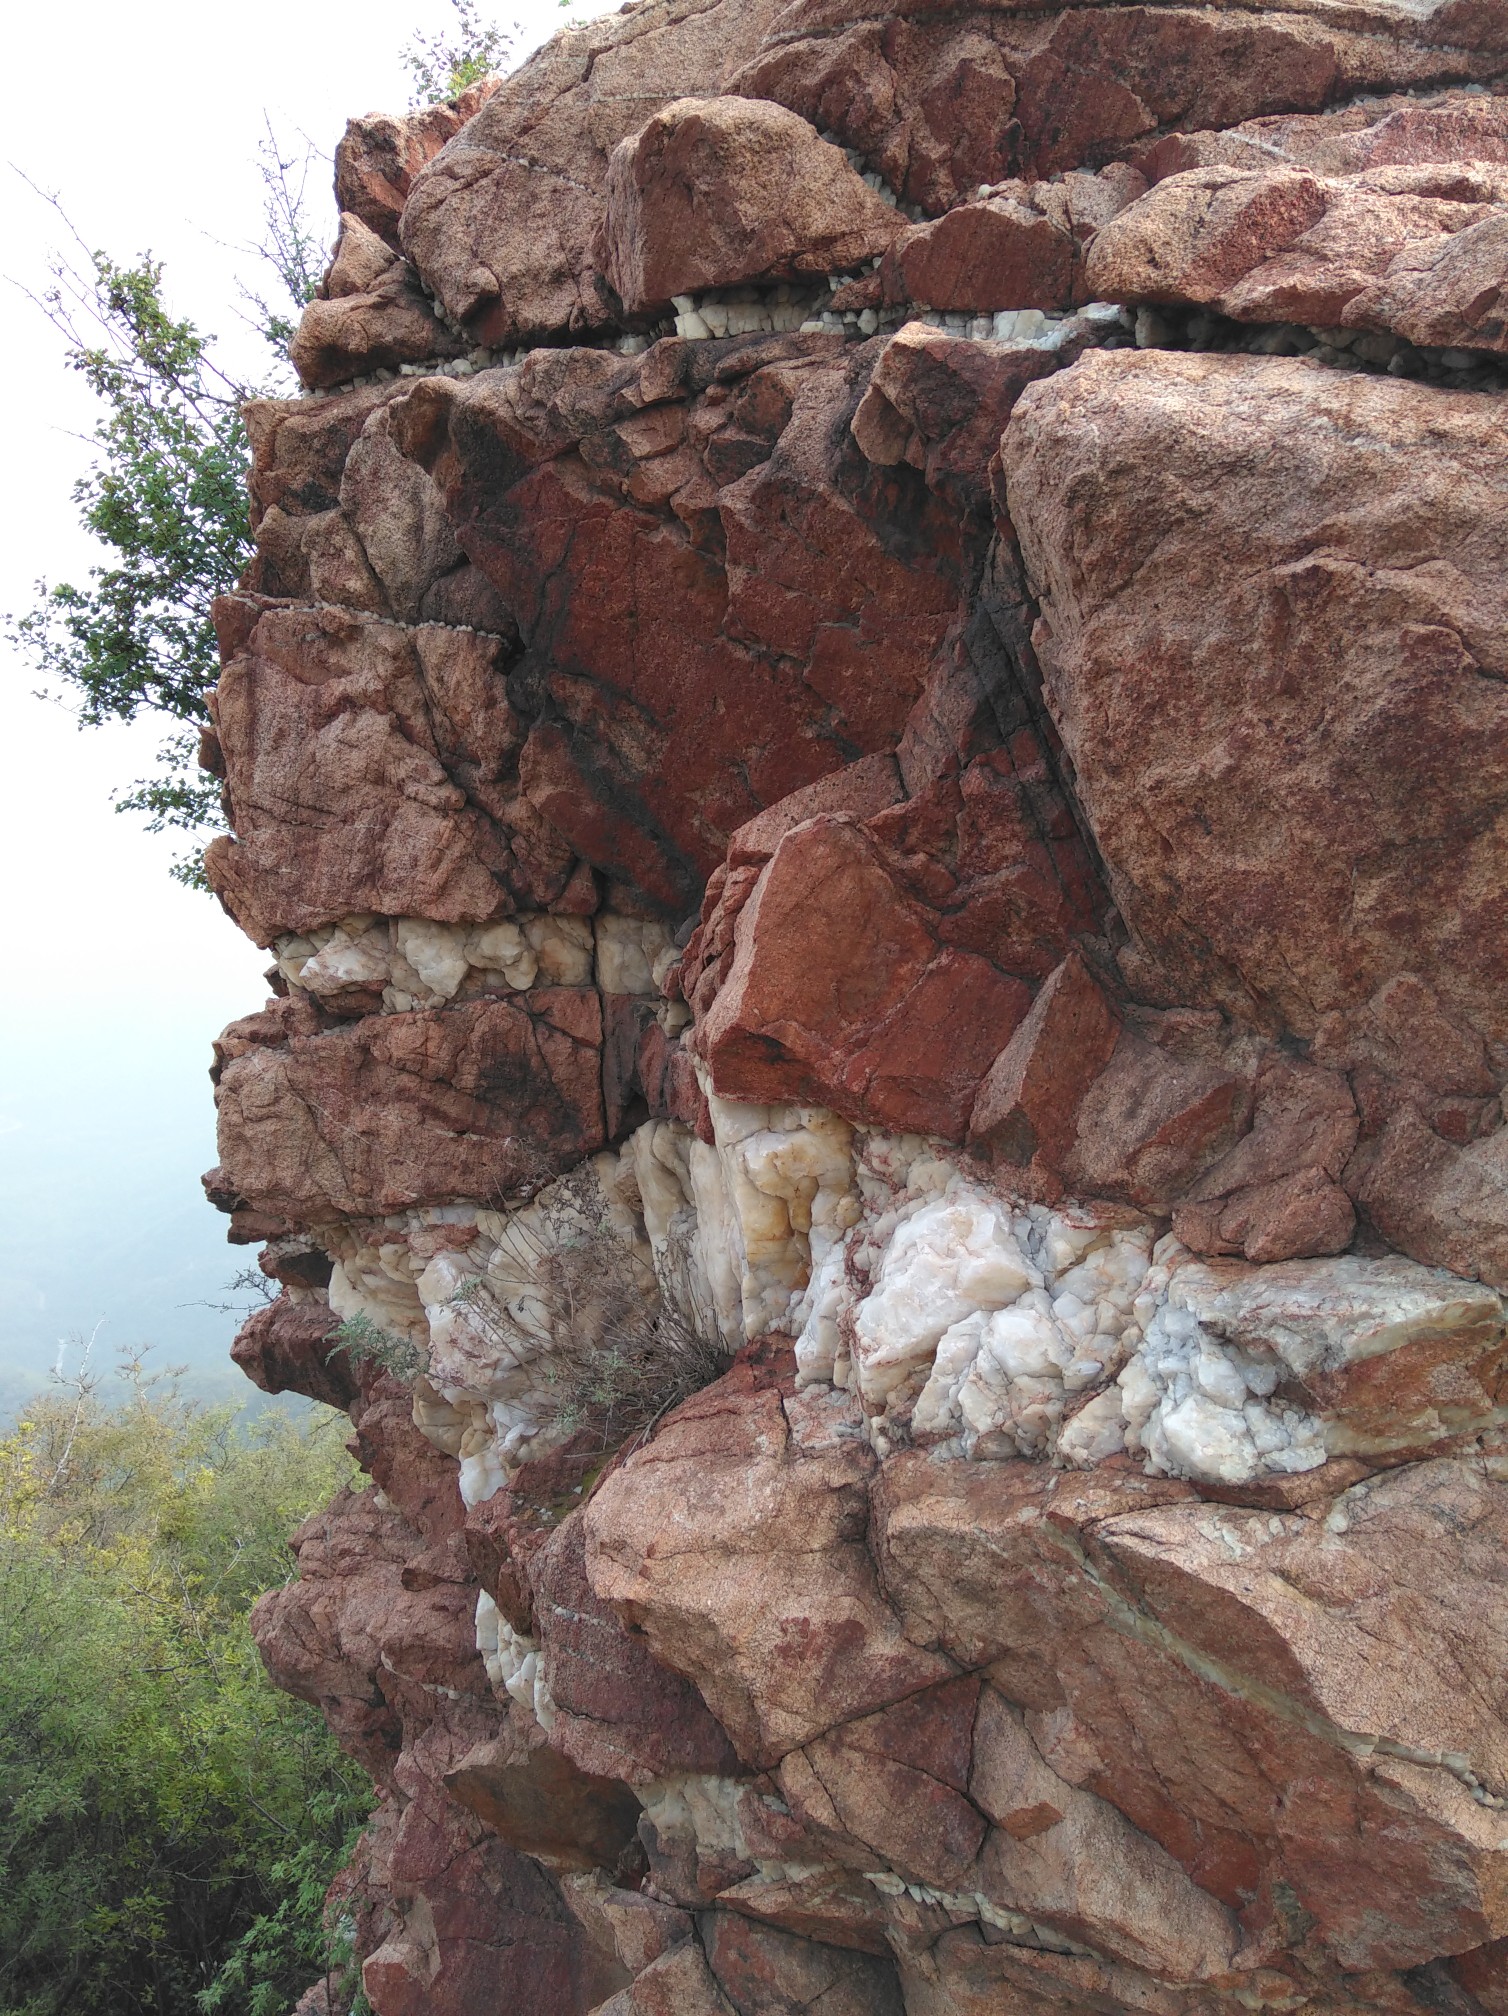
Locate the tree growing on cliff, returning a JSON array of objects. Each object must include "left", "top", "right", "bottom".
[
  {"left": 403, "top": 0, "right": 513, "bottom": 102},
  {"left": 10, "top": 0, "right": 515, "bottom": 887},
  {"left": 6, "top": 155, "right": 320, "bottom": 888}
]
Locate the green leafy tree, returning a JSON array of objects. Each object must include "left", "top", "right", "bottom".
[
  {"left": 8, "top": 146, "right": 321, "bottom": 889},
  {"left": 10, "top": 4, "right": 515, "bottom": 887},
  {"left": 10, "top": 220, "right": 252, "bottom": 885},
  {"left": 0, "top": 1362, "right": 372, "bottom": 2016}
]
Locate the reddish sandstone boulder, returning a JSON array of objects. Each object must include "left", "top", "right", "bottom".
[
  {"left": 1350, "top": 1107, "right": 1508, "bottom": 1290},
  {"left": 348, "top": 1373, "right": 469, "bottom": 1547},
  {"left": 969, "top": 950, "right": 1122, "bottom": 1180},
  {"left": 335, "top": 80, "right": 501, "bottom": 247},
  {"left": 879, "top": 166, "right": 1145, "bottom": 313},
  {"left": 530, "top": 1512, "right": 741, "bottom": 1784},
  {"left": 850, "top": 322, "right": 1070, "bottom": 516},
  {"left": 1086, "top": 158, "right": 1508, "bottom": 348},
  {"left": 213, "top": 991, "right": 605, "bottom": 1222},
  {"left": 290, "top": 213, "right": 467, "bottom": 389},
  {"left": 238, "top": 389, "right": 515, "bottom": 631},
  {"left": 730, "top": 4, "right": 1506, "bottom": 214},
  {"left": 601, "top": 97, "right": 903, "bottom": 315},
  {"left": 1002, "top": 350, "right": 1508, "bottom": 1052},
  {"left": 584, "top": 1362, "right": 955, "bottom": 1767},
  {"left": 1361, "top": 206, "right": 1508, "bottom": 352},
  {"left": 230, "top": 1291, "right": 354, "bottom": 1409},
  {"left": 398, "top": 0, "right": 783, "bottom": 343},
  {"left": 206, "top": 603, "right": 549, "bottom": 943},
  {"left": 1058, "top": 1018, "right": 1256, "bottom": 1216},
  {"left": 873, "top": 1452, "right": 1508, "bottom": 1971},
  {"left": 1172, "top": 1054, "right": 1358, "bottom": 1263},
  {"left": 390, "top": 338, "right": 972, "bottom": 915},
  {"left": 695, "top": 814, "right": 1032, "bottom": 1138}
]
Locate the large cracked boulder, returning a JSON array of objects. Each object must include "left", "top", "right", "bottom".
[
  {"left": 397, "top": 0, "right": 785, "bottom": 344},
  {"left": 1002, "top": 349, "right": 1508, "bottom": 1052},
  {"left": 213, "top": 989, "right": 605, "bottom": 1221},
  {"left": 1085, "top": 149, "right": 1508, "bottom": 353}
]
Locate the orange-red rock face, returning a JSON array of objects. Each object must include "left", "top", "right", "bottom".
[{"left": 206, "top": 3, "right": 1508, "bottom": 2010}]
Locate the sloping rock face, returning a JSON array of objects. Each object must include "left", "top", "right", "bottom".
[{"left": 206, "top": 6, "right": 1508, "bottom": 2013}]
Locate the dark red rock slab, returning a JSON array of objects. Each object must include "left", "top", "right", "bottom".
[
  {"left": 213, "top": 990, "right": 605, "bottom": 1222},
  {"left": 696, "top": 814, "right": 1031, "bottom": 1138},
  {"left": 391, "top": 340, "right": 971, "bottom": 914},
  {"left": 879, "top": 167, "right": 1145, "bottom": 313},
  {"left": 231, "top": 1291, "right": 354, "bottom": 1409},
  {"left": 969, "top": 950, "right": 1122, "bottom": 1181}
]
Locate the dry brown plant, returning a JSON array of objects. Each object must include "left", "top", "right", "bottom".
[{"left": 454, "top": 1162, "right": 730, "bottom": 1453}]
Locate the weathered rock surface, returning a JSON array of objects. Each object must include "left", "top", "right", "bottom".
[
  {"left": 214, "top": 989, "right": 605, "bottom": 1221},
  {"left": 201, "top": 5, "right": 1508, "bottom": 2011},
  {"left": 730, "top": 4, "right": 1508, "bottom": 212},
  {"left": 335, "top": 82, "right": 502, "bottom": 247},
  {"left": 291, "top": 214, "right": 467, "bottom": 391},
  {"left": 1085, "top": 149, "right": 1508, "bottom": 353},
  {"left": 881, "top": 167, "right": 1147, "bottom": 314},
  {"left": 398, "top": 0, "right": 785, "bottom": 344},
  {"left": 602, "top": 96, "right": 904, "bottom": 314}
]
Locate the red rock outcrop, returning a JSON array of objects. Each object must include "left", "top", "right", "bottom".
[{"left": 203, "top": 3, "right": 1508, "bottom": 2010}]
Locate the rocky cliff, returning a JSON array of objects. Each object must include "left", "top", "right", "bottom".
[{"left": 204, "top": 4, "right": 1508, "bottom": 2009}]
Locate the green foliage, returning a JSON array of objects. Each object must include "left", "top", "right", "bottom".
[
  {"left": 0, "top": 1365, "right": 372, "bottom": 2016},
  {"left": 8, "top": 150, "right": 319, "bottom": 887},
  {"left": 330, "top": 1312, "right": 425, "bottom": 1384},
  {"left": 403, "top": 0, "right": 512, "bottom": 104}
]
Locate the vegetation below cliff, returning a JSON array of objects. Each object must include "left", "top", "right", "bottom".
[{"left": 0, "top": 1369, "right": 371, "bottom": 2016}]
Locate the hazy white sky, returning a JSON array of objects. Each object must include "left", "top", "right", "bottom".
[{"left": 0, "top": 0, "right": 616, "bottom": 1409}]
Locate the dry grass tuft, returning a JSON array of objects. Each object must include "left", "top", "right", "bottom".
[{"left": 454, "top": 1163, "right": 730, "bottom": 1453}]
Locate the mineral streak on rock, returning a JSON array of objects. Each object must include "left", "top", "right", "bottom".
[{"left": 204, "top": 0, "right": 1508, "bottom": 2007}]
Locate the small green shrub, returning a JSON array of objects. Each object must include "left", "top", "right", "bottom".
[
  {"left": 329, "top": 1312, "right": 425, "bottom": 1385},
  {"left": 402, "top": 0, "right": 512, "bottom": 104}
]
